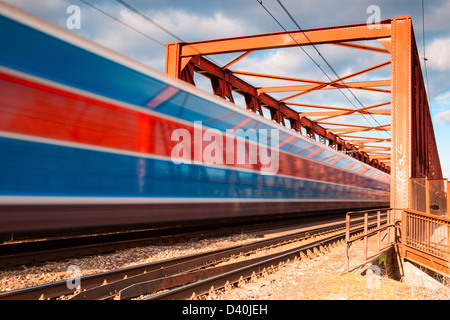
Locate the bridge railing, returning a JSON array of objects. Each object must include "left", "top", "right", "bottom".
[
  {"left": 401, "top": 209, "right": 450, "bottom": 276},
  {"left": 410, "top": 178, "right": 448, "bottom": 216},
  {"left": 344, "top": 208, "right": 395, "bottom": 272}
]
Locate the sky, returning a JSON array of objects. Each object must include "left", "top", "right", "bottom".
[{"left": 3, "top": 0, "right": 450, "bottom": 178}]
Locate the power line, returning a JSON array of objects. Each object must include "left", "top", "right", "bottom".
[
  {"left": 256, "top": 0, "right": 390, "bottom": 139},
  {"left": 276, "top": 0, "right": 390, "bottom": 138},
  {"left": 115, "top": 0, "right": 222, "bottom": 66},
  {"left": 79, "top": 0, "right": 165, "bottom": 46},
  {"left": 80, "top": 0, "right": 220, "bottom": 69},
  {"left": 256, "top": 0, "right": 333, "bottom": 84},
  {"left": 115, "top": 0, "right": 184, "bottom": 42},
  {"left": 422, "top": 0, "right": 433, "bottom": 118}
]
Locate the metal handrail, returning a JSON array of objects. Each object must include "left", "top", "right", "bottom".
[
  {"left": 402, "top": 209, "right": 449, "bottom": 259},
  {"left": 403, "top": 208, "right": 450, "bottom": 223},
  {"left": 400, "top": 209, "right": 449, "bottom": 276},
  {"left": 344, "top": 208, "right": 395, "bottom": 272}
]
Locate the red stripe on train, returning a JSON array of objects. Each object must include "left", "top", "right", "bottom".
[{"left": 0, "top": 71, "right": 389, "bottom": 190}]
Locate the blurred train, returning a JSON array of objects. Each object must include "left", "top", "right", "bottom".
[{"left": 0, "top": 3, "right": 389, "bottom": 240}]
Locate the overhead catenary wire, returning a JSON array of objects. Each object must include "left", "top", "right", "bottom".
[
  {"left": 421, "top": 0, "right": 433, "bottom": 118},
  {"left": 115, "top": 0, "right": 184, "bottom": 42},
  {"left": 80, "top": 0, "right": 222, "bottom": 69},
  {"left": 82, "top": 0, "right": 390, "bottom": 143},
  {"left": 256, "top": 0, "right": 390, "bottom": 140},
  {"left": 114, "top": 0, "right": 222, "bottom": 66},
  {"left": 79, "top": 0, "right": 165, "bottom": 47},
  {"left": 276, "top": 0, "right": 390, "bottom": 138}
]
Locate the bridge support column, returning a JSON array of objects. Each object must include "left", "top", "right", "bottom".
[{"left": 391, "top": 16, "right": 412, "bottom": 217}]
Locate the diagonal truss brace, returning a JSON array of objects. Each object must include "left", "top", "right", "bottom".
[{"left": 165, "top": 16, "right": 444, "bottom": 210}]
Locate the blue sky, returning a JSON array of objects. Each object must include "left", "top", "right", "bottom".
[{"left": 4, "top": 0, "right": 450, "bottom": 178}]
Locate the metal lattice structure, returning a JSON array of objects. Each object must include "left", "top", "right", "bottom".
[{"left": 165, "top": 16, "right": 443, "bottom": 210}]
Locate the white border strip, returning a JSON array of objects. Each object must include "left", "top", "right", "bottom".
[{"left": 0, "top": 196, "right": 388, "bottom": 205}]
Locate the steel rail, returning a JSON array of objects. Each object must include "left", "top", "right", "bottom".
[
  {"left": 83, "top": 218, "right": 383, "bottom": 300},
  {"left": 0, "top": 224, "right": 221, "bottom": 268},
  {"left": 0, "top": 212, "right": 346, "bottom": 267},
  {"left": 70, "top": 219, "right": 354, "bottom": 300},
  {"left": 145, "top": 232, "right": 352, "bottom": 300},
  {"left": 0, "top": 248, "right": 231, "bottom": 300},
  {"left": 0, "top": 214, "right": 384, "bottom": 300}
]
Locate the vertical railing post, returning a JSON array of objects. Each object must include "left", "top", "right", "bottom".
[
  {"left": 364, "top": 212, "right": 368, "bottom": 261},
  {"left": 447, "top": 224, "right": 450, "bottom": 264},
  {"left": 387, "top": 209, "right": 391, "bottom": 244},
  {"left": 425, "top": 176, "right": 430, "bottom": 215},
  {"left": 401, "top": 210, "right": 407, "bottom": 258},
  {"left": 345, "top": 213, "right": 350, "bottom": 272},
  {"left": 446, "top": 180, "right": 450, "bottom": 217},
  {"left": 409, "top": 178, "right": 414, "bottom": 211},
  {"left": 377, "top": 210, "right": 381, "bottom": 251}
]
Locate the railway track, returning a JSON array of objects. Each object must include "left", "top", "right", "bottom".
[
  {"left": 146, "top": 233, "right": 345, "bottom": 300},
  {"left": 0, "top": 211, "right": 354, "bottom": 268},
  {"left": 0, "top": 214, "right": 385, "bottom": 300},
  {"left": 0, "top": 223, "right": 236, "bottom": 268}
]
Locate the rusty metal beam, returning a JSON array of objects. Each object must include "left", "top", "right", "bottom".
[
  {"left": 165, "top": 16, "right": 443, "bottom": 179},
  {"left": 331, "top": 42, "right": 390, "bottom": 54},
  {"left": 229, "top": 70, "right": 325, "bottom": 85},
  {"left": 339, "top": 134, "right": 391, "bottom": 141},
  {"left": 319, "top": 122, "right": 390, "bottom": 129},
  {"left": 370, "top": 155, "right": 392, "bottom": 160},
  {"left": 390, "top": 16, "right": 443, "bottom": 212},
  {"left": 303, "top": 101, "right": 391, "bottom": 122},
  {"left": 345, "top": 139, "right": 390, "bottom": 144},
  {"left": 279, "top": 60, "right": 391, "bottom": 102},
  {"left": 173, "top": 21, "right": 392, "bottom": 58},
  {"left": 257, "top": 80, "right": 391, "bottom": 94},
  {"left": 222, "top": 51, "right": 254, "bottom": 70},
  {"left": 391, "top": 16, "right": 412, "bottom": 210},
  {"left": 410, "top": 34, "right": 443, "bottom": 180},
  {"left": 182, "top": 54, "right": 378, "bottom": 167},
  {"left": 287, "top": 102, "right": 362, "bottom": 112}
]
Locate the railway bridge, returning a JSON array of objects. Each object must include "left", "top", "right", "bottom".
[
  {"left": 165, "top": 16, "right": 449, "bottom": 276},
  {"left": 0, "top": 2, "right": 448, "bottom": 281}
]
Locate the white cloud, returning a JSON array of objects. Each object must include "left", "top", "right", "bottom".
[
  {"left": 424, "top": 0, "right": 450, "bottom": 33},
  {"left": 433, "top": 90, "right": 450, "bottom": 106},
  {"left": 434, "top": 110, "right": 450, "bottom": 125},
  {"left": 145, "top": 9, "right": 252, "bottom": 41},
  {"left": 234, "top": 49, "right": 311, "bottom": 83},
  {"left": 86, "top": 7, "right": 255, "bottom": 71},
  {"left": 427, "top": 37, "right": 450, "bottom": 71}
]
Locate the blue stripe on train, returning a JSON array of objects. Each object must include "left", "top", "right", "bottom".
[
  {"left": 0, "top": 14, "right": 389, "bottom": 181},
  {"left": 0, "top": 15, "right": 164, "bottom": 107},
  {"left": 0, "top": 15, "right": 233, "bottom": 128},
  {"left": 0, "top": 15, "right": 264, "bottom": 144},
  {"left": 0, "top": 137, "right": 388, "bottom": 201}
]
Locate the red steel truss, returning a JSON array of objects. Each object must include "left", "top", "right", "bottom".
[{"left": 165, "top": 16, "right": 443, "bottom": 209}]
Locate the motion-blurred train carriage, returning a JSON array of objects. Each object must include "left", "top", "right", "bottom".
[{"left": 0, "top": 3, "right": 389, "bottom": 241}]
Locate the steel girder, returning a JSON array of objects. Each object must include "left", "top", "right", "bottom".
[{"left": 165, "top": 16, "right": 443, "bottom": 209}]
